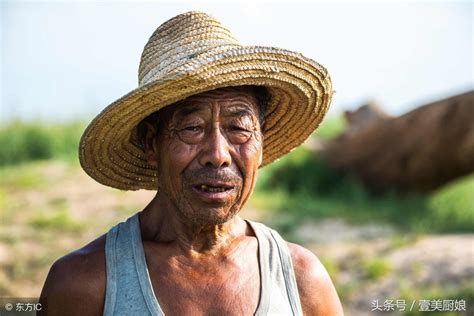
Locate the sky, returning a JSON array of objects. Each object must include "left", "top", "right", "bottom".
[{"left": 1, "top": 0, "right": 473, "bottom": 122}]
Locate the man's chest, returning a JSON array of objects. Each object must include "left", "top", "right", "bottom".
[{"left": 143, "top": 245, "right": 261, "bottom": 315}]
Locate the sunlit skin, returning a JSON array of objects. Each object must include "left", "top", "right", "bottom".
[
  {"left": 140, "top": 87, "right": 263, "bottom": 254},
  {"left": 39, "top": 87, "right": 344, "bottom": 316}
]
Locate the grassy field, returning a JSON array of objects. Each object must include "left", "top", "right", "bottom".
[
  {"left": 0, "top": 120, "right": 84, "bottom": 166},
  {"left": 1, "top": 119, "right": 473, "bottom": 315},
  {"left": 253, "top": 147, "right": 474, "bottom": 235}
]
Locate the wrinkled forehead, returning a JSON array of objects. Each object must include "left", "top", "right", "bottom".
[{"left": 163, "top": 86, "right": 260, "bottom": 121}]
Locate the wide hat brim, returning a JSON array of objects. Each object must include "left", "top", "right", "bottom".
[{"left": 79, "top": 45, "right": 332, "bottom": 190}]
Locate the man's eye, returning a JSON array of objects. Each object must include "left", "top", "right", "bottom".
[
  {"left": 229, "top": 125, "right": 250, "bottom": 132},
  {"left": 183, "top": 126, "right": 201, "bottom": 132},
  {"left": 176, "top": 125, "right": 204, "bottom": 144},
  {"left": 226, "top": 125, "right": 253, "bottom": 144}
]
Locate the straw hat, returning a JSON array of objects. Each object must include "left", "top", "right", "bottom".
[{"left": 79, "top": 11, "right": 333, "bottom": 190}]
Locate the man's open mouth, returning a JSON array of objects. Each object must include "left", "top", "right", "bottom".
[{"left": 194, "top": 184, "right": 234, "bottom": 193}]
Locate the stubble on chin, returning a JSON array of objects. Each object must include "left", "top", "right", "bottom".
[{"left": 174, "top": 190, "right": 242, "bottom": 226}]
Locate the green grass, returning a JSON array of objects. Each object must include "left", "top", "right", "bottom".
[
  {"left": 336, "top": 280, "right": 362, "bottom": 301},
  {"left": 29, "top": 209, "right": 85, "bottom": 233},
  {"left": 0, "top": 120, "right": 85, "bottom": 166},
  {"left": 320, "top": 257, "right": 339, "bottom": 279},
  {"left": 428, "top": 176, "right": 474, "bottom": 232},
  {"left": 0, "top": 163, "right": 47, "bottom": 189},
  {"left": 0, "top": 189, "right": 7, "bottom": 211},
  {"left": 388, "top": 235, "right": 420, "bottom": 250},
  {"left": 313, "top": 114, "right": 346, "bottom": 139},
  {"left": 399, "top": 281, "right": 474, "bottom": 315},
  {"left": 362, "top": 258, "right": 392, "bottom": 280},
  {"left": 255, "top": 144, "right": 474, "bottom": 234}
]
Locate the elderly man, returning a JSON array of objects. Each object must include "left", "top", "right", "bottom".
[{"left": 40, "top": 11, "right": 343, "bottom": 316}]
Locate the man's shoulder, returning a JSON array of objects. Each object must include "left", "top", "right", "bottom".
[
  {"left": 286, "top": 242, "right": 344, "bottom": 315},
  {"left": 51, "top": 233, "right": 107, "bottom": 278},
  {"left": 286, "top": 242, "right": 325, "bottom": 277},
  {"left": 39, "top": 234, "right": 107, "bottom": 316}
]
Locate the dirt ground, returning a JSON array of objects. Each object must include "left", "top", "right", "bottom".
[{"left": 1, "top": 161, "right": 472, "bottom": 315}]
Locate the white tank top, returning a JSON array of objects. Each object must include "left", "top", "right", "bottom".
[{"left": 103, "top": 213, "right": 303, "bottom": 315}]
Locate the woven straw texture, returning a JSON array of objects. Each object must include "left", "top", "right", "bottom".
[{"left": 79, "top": 11, "right": 333, "bottom": 190}]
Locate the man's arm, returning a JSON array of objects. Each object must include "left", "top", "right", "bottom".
[
  {"left": 39, "top": 239, "right": 106, "bottom": 316},
  {"left": 288, "top": 243, "right": 344, "bottom": 316}
]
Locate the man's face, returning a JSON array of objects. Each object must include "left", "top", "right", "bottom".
[{"left": 149, "top": 87, "right": 263, "bottom": 226}]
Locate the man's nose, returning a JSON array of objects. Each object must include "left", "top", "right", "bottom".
[{"left": 198, "top": 127, "right": 232, "bottom": 168}]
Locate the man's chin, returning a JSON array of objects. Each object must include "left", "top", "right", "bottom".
[
  {"left": 175, "top": 193, "right": 241, "bottom": 226},
  {"left": 187, "top": 206, "right": 240, "bottom": 226}
]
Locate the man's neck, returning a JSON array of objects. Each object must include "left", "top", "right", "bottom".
[{"left": 138, "top": 192, "right": 247, "bottom": 257}]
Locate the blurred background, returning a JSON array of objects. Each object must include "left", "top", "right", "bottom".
[{"left": 1, "top": 1, "right": 473, "bottom": 315}]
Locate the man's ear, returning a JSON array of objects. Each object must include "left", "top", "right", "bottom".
[{"left": 144, "top": 122, "right": 159, "bottom": 167}]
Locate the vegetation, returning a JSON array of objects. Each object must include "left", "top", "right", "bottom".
[
  {"left": 254, "top": 146, "right": 474, "bottom": 233},
  {"left": 0, "top": 120, "right": 85, "bottom": 166},
  {"left": 362, "top": 258, "right": 392, "bottom": 280},
  {"left": 29, "top": 209, "right": 85, "bottom": 233},
  {"left": 399, "top": 281, "right": 474, "bottom": 316},
  {"left": 251, "top": 115, "right": 474, "bottom": 234}
]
